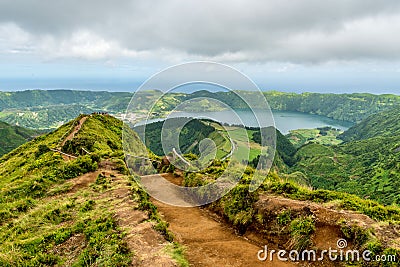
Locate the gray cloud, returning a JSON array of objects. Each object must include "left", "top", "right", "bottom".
[{"left": 0, "top": 0, "right": 400, "bottom": 63}]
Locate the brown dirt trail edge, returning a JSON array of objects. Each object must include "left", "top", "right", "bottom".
[
  {"left": 144, "top": 173, "right": 295, "bottom": 267},
  {"left": 61, "top": 116, "right": 88, "bottom": 147}
]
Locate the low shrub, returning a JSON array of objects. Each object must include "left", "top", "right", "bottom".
[
  {"left": 289, "top": 216, "right": 315, "bottom": 251},
  {"left": 277, "top": 209, "right": 292, "bottom": 225},
  {"left": 339, "top": 221, "right": 370, "bottom": 248}
]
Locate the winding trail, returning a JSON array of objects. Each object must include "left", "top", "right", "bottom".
[
  {"left": 144, "top": 173, "right": 295, "bottom": 267},
  {"left": 61, "top": 116, "right": 88, "bottom": 147},
  {"left": 53, "top": 116, "right": 89, "bottom": 161}
]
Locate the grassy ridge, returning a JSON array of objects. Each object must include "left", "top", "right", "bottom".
[{"left": 0, "top": 114, "right": 186, "bottom": 266}]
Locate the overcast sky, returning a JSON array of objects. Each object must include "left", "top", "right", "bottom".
[{"left": 1, "top": 0, "right": 400, "bottom": 93}]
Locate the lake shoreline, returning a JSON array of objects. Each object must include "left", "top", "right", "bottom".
[{"left": 134, "top": 109, "right": 354, "bottom": 135}]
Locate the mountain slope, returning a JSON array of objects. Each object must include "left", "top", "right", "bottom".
[
  {"left": 339, "top": 106, "right": 400, "bottom": 141},
  {"left": 0, "top": 114, "right": 183, "bottom": 266},
  {"left": 0, "top": 90, "right": 131, "bottom": 110},
  {"left": 0, "top": 121, "right": 41, "bottom": 156},
  {"left": 291, "top": 107, "right": 400, "bottom": 205},
  {"left": 2, "top": 89, "right": 400, "bottom": 129}
]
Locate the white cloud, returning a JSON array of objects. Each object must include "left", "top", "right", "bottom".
[
  {"left": 0, "top": 23, "right": 34, "bottom": 54},
  {"left": 0, "top": 0, "right": 400, "bottom": 64}
]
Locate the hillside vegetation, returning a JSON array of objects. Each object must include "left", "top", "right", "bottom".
[
  {"left": 0, "top": 121, "right": 40, "bottom": 156},
  {"left": 290, "top": 106, "right": 400, "bottom": 205},
  {"left": 0, "top": 114, "right": 185, "bottom": 266},
  {"left": 1, "top": 89, "right": 400, "bottom": 129},
  {"left": 339, "top": 106, "right": 400, "bottom": 141},
  {"left": 134, "top": 118, "right": 216, "bottom": 157},
  {"left": 264, "top": 91, "right": 400, "bottom": 123},
  {"left": 1, "top": 111, "right": 400, "bottom": 266},
  {"left": 0, "top": 90, "right": 130, "bottom": 110}
]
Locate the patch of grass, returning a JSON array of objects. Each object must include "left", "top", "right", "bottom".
[
  {"left": 263, "top": 177, "right": 400, "bottom": 222},
  {"left": 166, "top": 242, "right": 189, "bottom": 267},
  {"left": 72, "top": 216, "right": 131, "bottom": 267},
  {"left": 80, "top": 200, "right": 95, "bottom": 212},
  {"left": 338, "top": 220, "right": 370, "bottom": 248},
  {"left": 289, "top": 216, "right": 315, "bottom": 251},
  {"left": 287, "top": 127, "right": 343, "bottom": 148},
  {"left": 277, "top": 209, "right": 292, "bottom": 225},
  {"left": 0, "top": 194, "right": 131, "bottom": 266},
  {"left": 46, "top": 182, "right": 73, "bottom": 196}
]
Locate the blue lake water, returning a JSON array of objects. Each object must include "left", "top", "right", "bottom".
[{"left": 141, "top": 110, "right": 353, "bottom": 134}]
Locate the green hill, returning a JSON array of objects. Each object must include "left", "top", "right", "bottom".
[
  {"left": 251, "top": 126, "right": 297, "bottom": 166},
  {"left": 290, "top": 107, "right": 400, "bottom": 205},
  {"left": 133, "top": 118, "right": 216, "bottom": 157},
  {"left": 339, "top": 106, "right": 400, "bottom": 141},
  {"left": 2, "top": 89, "right": 400, "bottom": 129},
  {"left": 0, "top": 121, "right": 41, "bottom": 156},
  {"left": 264, "top": 91, "right": 400, "bottom": 123},
  {"left": 1, "top": 112, "right": 399, "bottom": 266},
  {"left": 0, "top": 90, "right": 131, "bottom": 110},
  {"left": 0, "top": 114, "right": 183, "bottom": 266},
  {"left": 182, "top": 90, "right": 400, "bottom": 122}
]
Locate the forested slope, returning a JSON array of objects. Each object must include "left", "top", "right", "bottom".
[
  {"left": 1, "top": 89, "right": 399, "bottom": 129},
  {"left": 0, "top": 121, "right": 40, "bottom": 156},
  {"left": 291, "top": 106, "right": 400, "bottom": 205}
]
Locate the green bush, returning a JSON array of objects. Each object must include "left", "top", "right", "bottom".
[
  {"left": 154, "top": 221, "right": 174, "bottom": 242},
  {"left": 339, "top": 221, "right": 370, "bottom": 248},
  {"left": 289, "top": 216, "right": 315, "bottom": 250},
  {"left": 277, "top": 209, "right": 292, "bottom": 225},
  {"left": 222, "top": 185, "right": 258, "bottom": 234},
  {"left": 62, "top": 136, "right": 96, "bottom": 155},
  {"left": 51, "top": 228, "right": 73, "bottom": 245},
  {"left": 35, "top": 144, "right": 50, "bottom": 158},
  {"left": 58, "top": 155, "right": 98, "bottom": 180},
  {"left": 90, "top": 153, "right": 101, "bottom": 163},
  {"left": 80, "top": 200, "right": 95, "bottom": 212},
  {"left": 44, "top": 208, "right": 70, "bottom": 224},
  {"left": 113, "top": 159, "right": 128, "bottom": 174}
]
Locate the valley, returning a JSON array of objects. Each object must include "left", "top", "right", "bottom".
[
  {"left": 1, "top": 89, "right": 398, "bottom": 130},
  {"left": 1, "top": 90, "right": 400, "bottom": 266},
  {"left": 0, "top": 121, "right": 41, "bottom": 156},
  {"left": 2, "top": 1, "right": 400, "bottom": 266}
]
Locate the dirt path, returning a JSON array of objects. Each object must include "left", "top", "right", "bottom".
[
  {"left": 53, "top": 116, "right": 88, "bottom": 161},
  {"left": 49, "top": 162, "right": 177, "bottom": 266},
  {"left": 147, "top": 173, "right": 295, "bottom": 267},
  {"left": 61, "top": 116, "right": 88, "bottom": 147}
]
